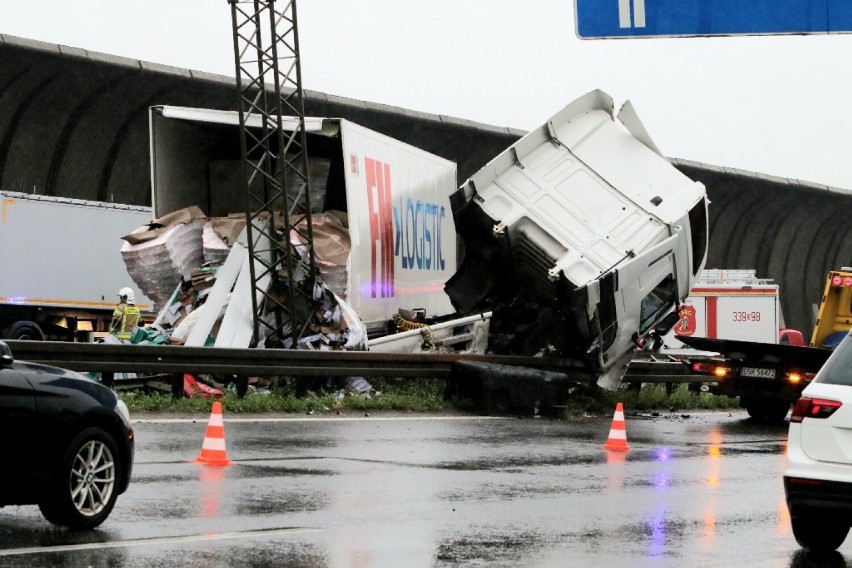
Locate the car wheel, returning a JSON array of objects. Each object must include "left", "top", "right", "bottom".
[
  {"left": 791, "top": 514, "right": 850, "bottom": 551},
  {"left": 38, "top": 427, "right": 121, "bottom": 530}
]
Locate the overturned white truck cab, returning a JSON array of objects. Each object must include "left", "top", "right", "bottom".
[{"left": 446, "top": 89, "right": 708, "bottom": 389}]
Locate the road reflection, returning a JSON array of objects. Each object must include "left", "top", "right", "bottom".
[
  {"left": 789, "top": 548, "right": 847, "bottom": 567},
  {"left": 644, "top": 425, "right": 784, "bottom": 558},
  {"left": 647, "top": 443, "right": 673, "bottom": 558},
  {"left": 701, "top": 429, "right": 723, "bottom": 549},
  {"left": 199, "top": 464, "right": 227, "bottom": 518},
  {"left": 703, "top": 497, "right": 717, "bottom": 546}
]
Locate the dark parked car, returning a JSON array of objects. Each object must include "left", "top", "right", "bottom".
[{"left": 0, "top": 340, "right": 133, "bottom": 529}]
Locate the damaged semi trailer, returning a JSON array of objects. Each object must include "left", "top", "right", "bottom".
[
  {"left": 143, "top": 89, "right": 708, "bottom": 390},
  {"left": 145, "top": 104, "right": 492, "bottom": 354}
]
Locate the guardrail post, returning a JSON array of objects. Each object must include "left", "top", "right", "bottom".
[
  {"left": 171, "top": 373, "right": 184, "bottom": 399},
  {"left": 235, "top": 375, "right": 248, "bottom": 398}
]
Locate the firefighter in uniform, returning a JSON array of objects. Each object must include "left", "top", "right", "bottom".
[{"left": 110, "top": 287, "right": 141, "bottom": 342}]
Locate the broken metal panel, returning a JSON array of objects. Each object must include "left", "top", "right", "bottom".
[
  {"left": 214, "top": 253, "right": 263, "bottom": 348},
  {"left": 616, "top": 100, "right": 665, "bottom": 159},
  {"left": 158, "top": 105, "right": 332, "bottom": 134},
  {"left": 184, "top": 240, "right": 247, "bottom": 347},
  {"left": 217, "top": 215, "right": 274, "bottom": 348},
  {"left": 215, "top": 217, "right": 275, "bottom": 348},
  {"left": 367, "top": 312, "right": 492, "bottom": 355},
  {"left": 589, "top": 349, "right": 636, "bottom": 391}
]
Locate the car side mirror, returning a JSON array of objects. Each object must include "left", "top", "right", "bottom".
[
  {"left": 655, "top": 311, "right": 680, "bottom": 336},
  {"left": 0, "top": 340, "right": 13, "bottom": 366}
]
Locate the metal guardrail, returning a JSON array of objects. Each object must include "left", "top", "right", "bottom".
[
  {"left": 3, "top": 341, "right": 708, "bottom": 384},
  {"left": 3, "top": 341, "right": 590, "bottom": 378}
]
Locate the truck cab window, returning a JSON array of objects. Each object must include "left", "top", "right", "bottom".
[{"left": 640, "top": 275, "right": 677, "bottom": 333}]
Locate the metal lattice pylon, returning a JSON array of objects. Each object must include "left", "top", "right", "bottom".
[{"left": 228, "top": 0, "right": 316, "bottom": 348}]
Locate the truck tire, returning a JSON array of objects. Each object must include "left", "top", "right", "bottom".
[
  {"left": 5, "top": 320, "right": 45, "bottom": 341},
  {"left": 744, "top": 398, "right": 790, "bottom": 423}
]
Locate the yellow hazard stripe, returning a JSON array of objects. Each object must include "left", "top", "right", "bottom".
[{"left": 0, "top": 297, "right": 151, "bottom": 310}]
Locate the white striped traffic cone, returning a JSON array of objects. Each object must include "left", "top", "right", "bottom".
[
  {"left": 603, "top": 402, "right": 630, "bottom": 452},
  {"left": 196, "top": 401, "right": 231, "bottom": 466}
]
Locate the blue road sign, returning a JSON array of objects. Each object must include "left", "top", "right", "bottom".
[{"left": 575, "top": 0, "right": 852, "bottom": 39}]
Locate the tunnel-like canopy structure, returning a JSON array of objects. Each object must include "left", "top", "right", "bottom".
[{"left": 1, "top": 34, "right": 850, "bottom": 339}]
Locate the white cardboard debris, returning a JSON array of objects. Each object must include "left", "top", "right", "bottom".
[
  {"left": 202, "top": 221, "right": 231, "bottom": 265},
  {"left": 121, "top": 219, "right": 205, "bottom": 309}
]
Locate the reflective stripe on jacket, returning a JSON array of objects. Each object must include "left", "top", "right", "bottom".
[{"left": 111, "top": 304, "right": 141, "bottom": 340}]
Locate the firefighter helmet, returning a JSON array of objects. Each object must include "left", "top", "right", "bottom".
[{"left": 118, "top": 287, "right": 135, "bottom": 304}]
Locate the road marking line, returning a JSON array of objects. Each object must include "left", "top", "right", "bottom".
[{"left": 0, "top": 527, "right": 319, "bottom": 557}]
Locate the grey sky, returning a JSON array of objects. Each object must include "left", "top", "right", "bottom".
[{"left": 5, "top": 1, "right": 852, "bottom": 189}]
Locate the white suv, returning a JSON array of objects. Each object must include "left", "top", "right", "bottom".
[{"left": 784, "top": 332, "right": 852, "bottom": 551}]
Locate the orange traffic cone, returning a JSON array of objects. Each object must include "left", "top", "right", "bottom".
[
  {"left": 603, "top": 402, "right": 630, "bottom": 452},
  {"left": 196, "top": 401, "right": 231, "bottom": 466}
]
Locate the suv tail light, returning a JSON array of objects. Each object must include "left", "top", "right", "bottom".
[{"left": 790, "top": 397, "right": 842, "bottom": 423}]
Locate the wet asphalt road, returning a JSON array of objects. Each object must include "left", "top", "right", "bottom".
[{"left": 0, "top": 409, "right": 846, "bottom": 567}]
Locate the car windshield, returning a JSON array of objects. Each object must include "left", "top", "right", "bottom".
[{"left": 815, "top": 332, "right": 852, "bottom": 385}]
